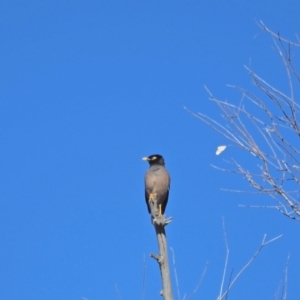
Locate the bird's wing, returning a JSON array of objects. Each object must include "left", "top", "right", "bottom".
[
  {"left": 145, "top": 188, "right": 151, "bottom": 213},
  {"left": 161, "top": 190, "right": 169, "bottom": 215}
]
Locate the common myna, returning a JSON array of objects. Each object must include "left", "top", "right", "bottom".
[{"left": 142, "top": 154, "right": 170, "bottom": 217}]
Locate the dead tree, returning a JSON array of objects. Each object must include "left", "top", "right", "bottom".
[{"left": 187, "top": 21, "right": 300, "bottom": 221}]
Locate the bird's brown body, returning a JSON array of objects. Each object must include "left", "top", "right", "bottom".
[{"left": 143, "top": 154, "right": 170, "bottom": 217}]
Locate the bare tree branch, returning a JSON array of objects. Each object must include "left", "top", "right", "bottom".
[
  {"left": 274, "top": 253, "right": 289, "bottom": 300},
  {"left": 115, "top": 284, "right": 122, "bottom": 300},
  {"left": 150, "top": 216, "right": 174, "bottom": 300},
  {"left": 187, "top": 23, "right": 300, "bottom": 221},
  {"left": 219, "top": 218, "right": 229, "bottom": 299},
  {"left": 217, "top": 234, "right": 283, "bottom": 300},
  {"left": 186, "top": 261, "right": 209, "bottom": 300},
  {"left": 170, "top": 247, "right": 181, "bottom": 300},
  {"left": 142, "top": 254, "right": 146, "bottom": 300}
]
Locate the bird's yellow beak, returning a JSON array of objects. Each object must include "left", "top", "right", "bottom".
[{"left": 142, "top": 157, "right": 149, "bottom": 161}]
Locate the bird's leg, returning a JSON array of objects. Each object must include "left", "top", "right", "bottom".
[
  {"left": 158, "top": 204, "right": 162, "bottom": 217},
  {"left": 149, "top": 193, "right": 157, "bottom": 202},
  {"left": 149, "top": 193, "right": 158, "bottom": 217}
]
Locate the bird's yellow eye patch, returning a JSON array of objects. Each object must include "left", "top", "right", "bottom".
[{"left": 151, "top": 156, "right": 157, "bottom": 160}]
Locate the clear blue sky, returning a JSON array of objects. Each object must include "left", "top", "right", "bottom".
[{"left": 1, "top": 1, "right": 300, "bottom": 299}]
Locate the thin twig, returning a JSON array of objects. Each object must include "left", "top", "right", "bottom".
[
  {"left": 115, "top": 284, "right": 122, "bottom": 300},
  {"left": 142, "top": 254, "right": 146, "bottom": 300},
  {"left": 224, "top": 268, "right": 234, "bottom": 300},
  {"left": 218, "top": 234, "right": 283, "bottom": 300},
  {"left": 170, "top": 247, "right": 181, "bottom": 300},
  {"left": 186, "top": 261, "right": 209, "bottom": 300},
  {"left": 218, "top": 217, "right": 229, "bottom": 299}
]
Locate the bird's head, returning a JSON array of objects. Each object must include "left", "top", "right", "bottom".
[{"left": 142, "top": 154, "right": 165, "bottom": 166}]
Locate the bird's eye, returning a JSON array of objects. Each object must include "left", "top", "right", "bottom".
[{"left": 151, "top": 156, "right": 157, "bottom": 160}]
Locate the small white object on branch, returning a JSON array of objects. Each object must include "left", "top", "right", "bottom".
[{"left": 216, "top": 145, "right": 227, "bottom": 155}]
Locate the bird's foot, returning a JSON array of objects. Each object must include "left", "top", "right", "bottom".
[{"left": 152, "top": 215, "right": 172, "bottom": 226}]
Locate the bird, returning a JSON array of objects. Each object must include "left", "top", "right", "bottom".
[{"left": 142, "top": 154, "right": 170, "bottom": 217}]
